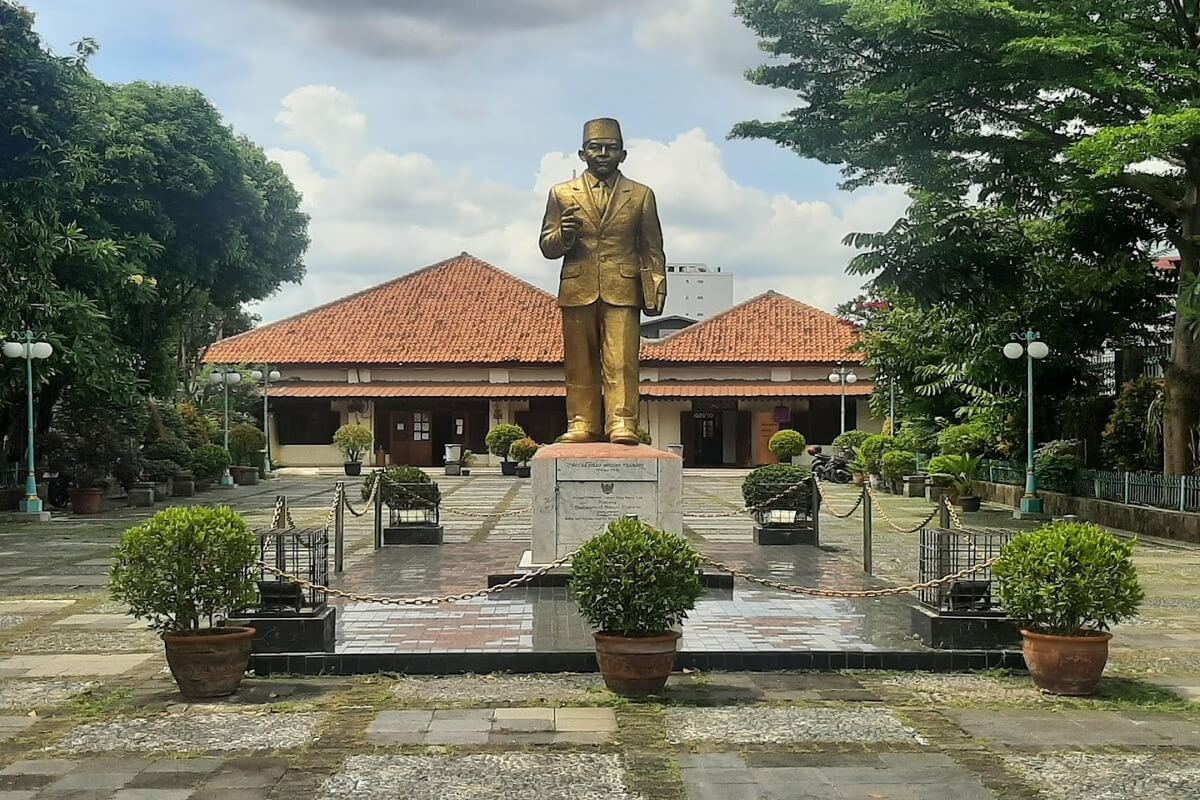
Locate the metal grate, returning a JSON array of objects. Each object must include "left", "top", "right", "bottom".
[
  {"left": 918, "top": 527, "right": 1016, "bottom": 613},
  {"left": 752, "top": 480, "right": 817, "bottom": 528},
  {"left": 256, "top": 527, "right": 328, "bottom": 611}
]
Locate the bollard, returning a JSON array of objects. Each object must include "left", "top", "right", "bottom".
[
  {"left": 861, "top": 482, "right": 872, "bottom": 575},
  {"left": 334, "top": 481, "right": 345, "bottom": 574},
  {"left": 810, "top": 476, "right": 821, "bottom": 546},
  {"left": 275, "top": 495, "right": 289, "bottom": 529},
  {"left": 373, "top": 474, "right": 384, "bottom": 550},
  {"left": 938, "top": 497, "right": 951, "bottom": 529}
]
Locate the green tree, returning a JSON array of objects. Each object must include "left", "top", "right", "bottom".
[{"left": 734, "top": 0, "right": 1200, "bottom": 473}]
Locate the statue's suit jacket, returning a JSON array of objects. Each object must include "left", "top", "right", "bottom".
[{"left": 539, "top": 172, "right": 667, "bottom": 314}]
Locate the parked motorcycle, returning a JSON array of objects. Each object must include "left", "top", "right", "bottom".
[{"left": 807, "top": 445, "right": 852, "bottom": 484}]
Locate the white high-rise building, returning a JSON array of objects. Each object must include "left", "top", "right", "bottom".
[{"left": 661, "top": 263, "right": 734, "bottom": 321}]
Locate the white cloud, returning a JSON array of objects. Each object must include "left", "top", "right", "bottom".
[
  {"left": 251, "top": 86, "right": 910, "bottom": 322},
  {"left": 633, "top": 0, "right": 764, "bottom": 74}
]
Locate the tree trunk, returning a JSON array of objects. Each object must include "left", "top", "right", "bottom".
[{"left": 1164, "top": 213, "right": 1200, "bottom": 475}]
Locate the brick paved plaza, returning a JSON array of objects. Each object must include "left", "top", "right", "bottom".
[{"left": 1, "top": 469, "right": 1199, "bottom": 798}]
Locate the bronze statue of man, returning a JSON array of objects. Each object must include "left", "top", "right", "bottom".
[{"left": 539, "top": 118, "right": 667, "bottom": 445}]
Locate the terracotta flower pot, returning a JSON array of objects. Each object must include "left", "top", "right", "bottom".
[
  {"left": 1021, "top": 629, "right": 1112, "bottom": 696},
  {"left": 593, "top": 630, "right": 681, "bottom": 696},
  {"left": 162, "top": 626, "right": 256, "bottom": 698},
  {"left": 69, "top": 487, "right": 103, "bottom": 515}
]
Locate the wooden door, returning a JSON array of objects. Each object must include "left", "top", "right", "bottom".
[{"left": 389, "top": 410, "right": 435, "bottom": 466}]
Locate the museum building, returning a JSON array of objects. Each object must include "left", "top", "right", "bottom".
[{"left": 202, "top": 253, "right": 877, "bottom": 468}]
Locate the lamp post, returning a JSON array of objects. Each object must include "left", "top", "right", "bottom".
[
  {"left": 209, "top": 368, "right": 242, "bottom": 487},
  {"left": 889, "top": 376, "right": 897, "bottom": 437},
  {"left": 828, "top": 362, "right": 858, "bottom": 435},
  {"left": 250, "top": 366, "right": 280, "bottom": 477},
  {"left": 1004, "top": 331, "right": 1050, "bottom": 515},
  {"left": 3, "top": 330, "right": 53, "bottom": 519}
]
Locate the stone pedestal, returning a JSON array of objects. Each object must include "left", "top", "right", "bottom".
[{"left": 531, "top": 443, "right": 683, "bottom": 564}]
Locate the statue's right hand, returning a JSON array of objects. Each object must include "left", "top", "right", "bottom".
[{"left": 560, "top": 203, "right": 581, "bottom": 240}]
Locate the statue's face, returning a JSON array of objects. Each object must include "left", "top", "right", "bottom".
[{"left": 579, "top": 138, "right": 626, "bottom": 178}]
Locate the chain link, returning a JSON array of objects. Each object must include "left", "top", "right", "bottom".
[
  {"left": 864, "top": 484, "right": 941, "bottom": 533},
  {"left": 812, "top": 480, "right": 864, "bottom": 519},
  {"left": 697, "top": 552, "right": 1000, "bottom": 598},
  {"left": 256, "top": 547, "right": 579, "bottom": 606},
  {"left": 342, "top": 476, "right": 380, "bottom": 518}
]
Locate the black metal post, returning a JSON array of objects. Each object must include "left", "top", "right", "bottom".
[
  {"left": 810, "top": 476, "right": 820, "bottom": 545},
  {"left": 938, "top": 496, "right": 951, "bottom": 529},
  {"left": 334, "top": 481, "right": 345, "bottom": 573},
  {"left": 373, "top": 474, "right": 383, "bottom": 550},
  {"left": 861, "top": 482, "right": 873, "bottom": 574}
]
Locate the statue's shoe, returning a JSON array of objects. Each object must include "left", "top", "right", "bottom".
[
  {"left": 556, "top": 429, "right": 601, "bottom": 444},
  {"left": 608, "top": 427, "right": 639, "bottom": 445}
]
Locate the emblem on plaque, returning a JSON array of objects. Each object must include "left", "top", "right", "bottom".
[{"left": 601, "top": 482, "right": 614, "bottom": 494}]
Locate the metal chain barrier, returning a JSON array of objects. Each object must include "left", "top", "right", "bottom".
[
  {"left": 685, "top": 477, "right": 824, "bottom": 519},
  {"left": 257, "top": 547, "right": 579, "bottom": 606},
  {"left": 812, "top": 479, "right": 864, "bottom": 519},
  {"left": 342, "top": 475, "right": 380, "bottom": 518},
  {"left": 864, "top": 484, "right": 941, "bottom": 533},
  {"left": 697, "top": 552, "right": 1000, "bottom": 599},
  {"left": 270, "top": 496, "right": 296, "bottom": 530}
]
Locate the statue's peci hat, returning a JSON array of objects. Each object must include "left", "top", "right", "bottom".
[{"left": 582, "top": 118, "right": 622, "bottom": 145}]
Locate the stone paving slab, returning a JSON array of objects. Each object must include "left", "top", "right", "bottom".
[
  {"left": 945, "top": 708, "right": 1200, "bottom": 747},
  {"left": 0, "top": 755, "right": 287, "bottom": 799},
  {"left": 1005, "top": 752, "right": 1200, "bottom": 800},
  {"left": 0, "top": 654, "right": 154, "bottom": 677},
  {"left": 2, "top": 629, "right": 161, "bottom": 654},
  {"left": 54, "top": 712, "right": 325, "bottom": 753},
  {"left": 0, "top": 680, "right": 98, "bottom": 711},
  {"left": 681, "top": 752, "right": 995, "bottom": 800},
  {"left": 389, "top": 673, "right": 608, "bottom": 705},
  {"left": 0, "top": 716, "right": 36, "bottom": 743},
  {"left": 51, "top": 615, "right": 144, "bottom": 630},
  {"left": 665, "top": 706, "right": 924, "bottom": 745},
  {"left": 320, "top": 753, "right": 637, "bottom": 800},
  {"left": 365, "top": 706, "right": 618, "bottom": 745}
]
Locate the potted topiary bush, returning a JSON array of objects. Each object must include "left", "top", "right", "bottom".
[
  {"left": 365, "top": 465, "right": 444, "bottom": 544},
  {"left": 509, "top": 437, "right": 539, "bottom": 478},
  {"left": 924, "top": 454, "right": 956, "bottom": 506},
  {"left": 880, "top": 450, "right": 917, "bottom": 494},
  {"left": 333, "top": 423, "right": 373, "bottom": 476},
  {"left": 109, "top": 506, "right": 259, "bottom": 698},
  {"left": 993, "top": 521, "right": 1143, "bottom": 695},
  {"left": 461, "top": 450, "right": 476, "bottom": 476},
  {"left": 228, "top": 424, "right": 266, "bottom": 485},
  {"left": 833, "top": 429, "right": 873, "bottom": 458},
  {"left": 929, "top": 454, "right": 983, "bottom": 511},
  {"left": 190, "top": 444, "right": 231, "bottom": 489},
  {"left": 859, "top": 434, "right": 896, "bottom": 487},
  {"left": 768, "top": 429, "right": 807, "bottom": 465},
  {"left": 486, "top": 423, "right": 527, "bottom": 476},
  {"left": 570, "top": 517, "right": 704, "bottom": 696},
  {"left": 144, "top": 459, "right": 180, "bottom": 501}
]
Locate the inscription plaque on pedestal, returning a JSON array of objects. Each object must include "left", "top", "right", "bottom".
[{"left": 530, "top": 442, "right": 683, "bottom": 564}]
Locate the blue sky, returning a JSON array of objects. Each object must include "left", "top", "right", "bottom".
[{"left": 22, "top": 0, "right": 909, "bottom": 321}]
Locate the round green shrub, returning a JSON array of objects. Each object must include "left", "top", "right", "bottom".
[
  {"left": 880, "top": 450, "right": 918, "bottom": 482},
  {"left": 937, "top": 422, "right": 990, "bottom": 456},
  {"left": 926, "top": 454, "right": 981, "bottom": 496},
  {"left": 109, "top": 506, "right": 258, "bottom": 634},
  {"left": 1034, "top": 439, "right": 1084, "bottom": 492},
  {"left": 333, "top": 423, "right": 373, "bottom": 462},
  {"left": 570, "top": 517, "right": 703, "bottom": 636},
  {"left": 363, "top": 465, "right": 441, "bottom": 507},
  {"left": 191, "top": 445, "right": 231, "bottom": 481},
  {"left": 228, "top": 424, "right": 266, "bottom": 467},
  {"left": 993, "top": 521, "right": 1143, "bottom": 637},
  {"left": 741, "top": 464, "right": 811, "bottom": 509},
  {"left": 833, "top": 429, "right": 873, "bottom": 456},
  {"left": 637, "top": 427, "right": 652, "bottom": 445},
  {"left": 144, "top": 459, "right": 181, "bottom": 482},
  {"left": 925, "top": 454, "right": 957, "bottom": 487},
  {"left": 858, "top": 434, "right": 896, "bottom": 474},
  {"left": 768, "top": 429, "right": 807, "bottom": 461},
  {"left": 485, "top": 423, "right": 527, "bottom": 459},
  {"left": 509, "top": 437, "right": 540, "bottom": 463},
  {"left": 145, "top": 437, "right": 193, "bottom": 467}
]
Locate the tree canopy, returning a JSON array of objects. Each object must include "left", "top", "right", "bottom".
[{"left": 734, "top": 0, "right": 1200, "bottom": 472}]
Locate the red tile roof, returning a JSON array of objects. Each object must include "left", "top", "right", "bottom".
[
  {"left": 203, "top": 253, "right": 564, "bottom": 366},
  {"left": 644, "top": 291, "right": 861, "bottom": 365},
  {"left": 204, "top": 255, "right": 861, "bottom": 367},
  {"left": 267, "top": 380, "right": 872, "bottom": 399}
]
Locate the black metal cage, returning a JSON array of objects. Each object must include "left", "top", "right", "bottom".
[
  {"left": 918, "top": 527, "right": 1015, "bottom": 613},
  {"left": 256, "top": 527, "right": 328, "bottom": 611},
  {"left": 386, "top": 482, "right": 440, "bottom": 527},
  {"left": 751, "top": 480, "right": 818, "bottom": 528}
]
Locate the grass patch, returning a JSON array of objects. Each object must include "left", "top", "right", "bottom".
[{"left": 63, "top": 686, "right": 133, "bottom": 719}]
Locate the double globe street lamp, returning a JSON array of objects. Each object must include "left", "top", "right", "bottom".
[
  {"left": 828, "top": 362, "right": 858, "bottom": 435},
  {"left": 1004, "top": 331, "right": 1050, "bottom": 516},
  {"left": 250, "top": 366, "right": 280, "bottom": 476},
  {"left": 3, "top": 331, "right": 53, "bottom": 518},
  {"left": 209, "top": 368, "right": 242, "bottom": 487}
]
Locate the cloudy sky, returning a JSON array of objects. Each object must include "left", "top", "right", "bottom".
[{"left": 23, "top": 0, "right": 909, "bottom": 322}]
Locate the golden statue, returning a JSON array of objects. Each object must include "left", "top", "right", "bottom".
[{"left": 539, "top": 118, "right": 667, "bottom": 445}]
